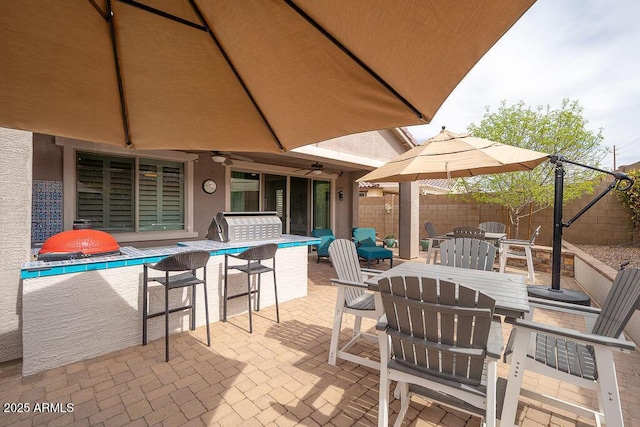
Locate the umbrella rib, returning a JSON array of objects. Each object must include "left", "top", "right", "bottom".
[
  {"left": 117, "top": 0, "right": 207, "bottom": 31},
  {"left": 188, "top": 0, "right": 286, "bottom": 153},
  {"left": 106, "top": 0, "right": 133, "bottom": 147},
  {"left": 284, "top": 0, "right": 426, "bottom": 122},
  {"left": 88, "top": 0, "right": 108, "bottom": 21}
]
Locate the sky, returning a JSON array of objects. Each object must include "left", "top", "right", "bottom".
[{"left": 406, "top": 0, "right": 640, "bottom": 170}]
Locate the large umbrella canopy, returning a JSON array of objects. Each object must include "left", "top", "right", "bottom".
[
  {"left": 357, "top": 128, "right": 548, "bottom": 182},
  {"left": 0, "top": 0, "right": 535, "bottom": 153}
]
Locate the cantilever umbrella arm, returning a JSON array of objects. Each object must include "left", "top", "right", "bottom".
[{"left": 533, "top": 155, "right": 634, "bottom": 301}]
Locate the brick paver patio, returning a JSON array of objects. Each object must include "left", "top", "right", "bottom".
[{"left": 1, "top": 252, "right": 639, "bottom": 426}]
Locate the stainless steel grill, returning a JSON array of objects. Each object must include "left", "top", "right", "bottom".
[{"left": 207, "top": 212, "right": 282, "bottom": 243}]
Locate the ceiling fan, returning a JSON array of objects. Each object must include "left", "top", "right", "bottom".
[
  {"left": 293, "top": 162, "right": 340, "bottom": 176},
  {"left": 210, "top": 151, "right": 254, "bottom": 165}
]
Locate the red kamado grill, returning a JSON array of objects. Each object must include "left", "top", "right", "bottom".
[{"left": 38, "top": 220, "right": 120, "bottom": 262}]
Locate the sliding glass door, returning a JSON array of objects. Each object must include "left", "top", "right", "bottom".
[
  {"left": 264, "top": 174, "right": 287, "bottom": 225},
  {"left": 313, "top": 180, "right": 331, "bottom": 230},
  {"left": 230, "top": 171, "right": 260, "bottom": 212},
  {"left": 289, "top": 177, "right": 309, "bottom": 236},
  {"left": 231, "top": 170, "right": 330, "bottom": 235}
]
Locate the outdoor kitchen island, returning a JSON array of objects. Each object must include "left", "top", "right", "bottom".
[{"left": 20, "top": 235, "right": 319, "bottom": 376}]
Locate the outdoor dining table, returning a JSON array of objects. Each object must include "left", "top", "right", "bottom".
[
  {"left": 366, "top": 262, "right": 530, "bottom": 425},
  {"left": 445, "top": 231, "right": 507, "bottom": 243},
  {"left": 366, "top": 262, "right": 529, "bottom": 319}
]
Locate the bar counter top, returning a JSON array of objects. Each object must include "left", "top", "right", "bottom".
[{"left": 22, "top": 234, "right": 320, "bottom": 279}]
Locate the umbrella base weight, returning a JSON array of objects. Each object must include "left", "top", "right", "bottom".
[{"left": 527, "top": 285, "right": 591, "bottom": 306}]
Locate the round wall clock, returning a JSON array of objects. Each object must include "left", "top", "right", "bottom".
[{"left": 202, "top": 179, "right": 217, "bottom": 194}]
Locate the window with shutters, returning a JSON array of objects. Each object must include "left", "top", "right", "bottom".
[
  {"left": 138, "top": 159, "right": 184, "bottom": 231},
  {"left": 76, "top": 152, "right": 185, "bottom": 233}
]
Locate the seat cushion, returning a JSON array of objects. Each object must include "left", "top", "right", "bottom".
[
  {"left": 317, "top": 235, "right": 335, "bottom": 256},
  {"left": 357, "top": 246, "right": 392, "bottom": 260}
]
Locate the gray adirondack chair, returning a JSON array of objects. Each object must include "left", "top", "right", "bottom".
[
  {"left": 499, "top": 225, "right": 540, "bottom": 284},
  {"left": 501, "top": 267, "right": 640, "bottom": 427},
  {"left": 439, "top": 238, "right": 498, "bottom": 271},
  {"left": 376, "top": 275, "right": 502, "bottom": 427},
  {"left": 453, "top": 226, "right": 486, "bottom": 240},
  {"left": 478, "top": 221, "right": 506, "bottom": 234},
  {"left": 478, "top": 221, "right": 507, "bottom": 246},
  {"left": 327, "top": 239, "right": 385, "bottom": 370},
  {"left": 424, "top": 221, "right": 448, "bottom": 264}
]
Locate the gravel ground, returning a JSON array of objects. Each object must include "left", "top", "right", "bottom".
[{"left": 575, "top": 244, "right": 640, "bottom": 270}]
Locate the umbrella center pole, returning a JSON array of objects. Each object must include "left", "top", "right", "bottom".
[{"left": 528, "top": 155, "right": 634, "bottom": 305}]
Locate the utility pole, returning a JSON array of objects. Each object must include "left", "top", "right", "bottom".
[{"left": 613, "top": 144, "right": 617, "bottom": 170}]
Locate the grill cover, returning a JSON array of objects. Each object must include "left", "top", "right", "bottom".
[
  {"left": 207, "top": 212, "right": 281, "bottom": 243},
  {"left": 39, "top": 229, "right": 120, "bottom": 259}
]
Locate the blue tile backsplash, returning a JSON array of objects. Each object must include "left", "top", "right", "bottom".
[
  {"left": 31, "top": 180, "right": 63, "bottom": 245},
  {"left": 22, "top": 235, "right": 321, "bottom": 279}
]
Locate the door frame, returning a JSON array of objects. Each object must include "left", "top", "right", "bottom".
[{"left": 224, "top": 160, "right": 337, "bottom": 234}]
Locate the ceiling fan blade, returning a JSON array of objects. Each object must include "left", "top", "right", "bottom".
[{"left": 224, "top": 158, "right": 233, "bottom": 165}]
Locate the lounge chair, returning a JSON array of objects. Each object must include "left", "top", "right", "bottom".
[
  {"left": 351, "top": 227, "right": 393, "bottom": 268},
  {"left": 311, "top": 228, "right": 335, "bottom": 263}
]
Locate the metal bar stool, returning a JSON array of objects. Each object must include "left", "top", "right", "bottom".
[
  {"left": 223, "top": 243, "right": 279, "bottom": 333},
  {"left": 143, "top": 250, "right": 211, "bottom": 362}
]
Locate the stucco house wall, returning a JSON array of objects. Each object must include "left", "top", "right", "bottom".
[
  {"left": 0, "top": 127, "right": 32, "bottom": 362},
  {"left": 314, "top": 129, "right": 407, "bottom": 161}
]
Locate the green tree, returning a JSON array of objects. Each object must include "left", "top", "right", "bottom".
[
  {"left": 461, "top": 99, "right": 609, "bottom": 239},
  {"left": 616, "top": 169, "right": 640, "bottom": 239}
]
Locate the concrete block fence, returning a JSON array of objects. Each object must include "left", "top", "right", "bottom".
[{"left": 359, "top": 176, "right": 635, "bottom": 248}]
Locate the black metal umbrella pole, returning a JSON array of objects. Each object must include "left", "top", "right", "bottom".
[{"left": 528, "top": 155, "right": 634, "bottom": 305}]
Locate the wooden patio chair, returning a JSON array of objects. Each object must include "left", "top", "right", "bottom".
[
  {"left": 453, "top": 225, "right": 486, "bottom": 240},
  {"left": 376, "top": 275, "right": 502, "bottom": 427},
  {"left": 478, "top": 221, "right": 506, "bottom": 234},
  {"left": 327, "top": 239, "right": 384, "bottom": 370},
  {"left": 439, "top": 238, "right": 498, "bottom": 271},
  {"left": 478, "top": 221, "right": 507, "bottom": 246},
  {"left": 498, "top": 225, "right": 541, "bottom": 284},
  {"left": 501, "top": 267, "right": 640, "bottom": 427},
  {"left": 424, "top": 221, "right": 449, "bottom": 264}
]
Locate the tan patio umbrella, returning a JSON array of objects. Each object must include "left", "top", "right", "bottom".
[
  {"left": 357, "top": 127, "right": 548, "bottom": 182},
  {"left": 0, "top": 0, "right": 535, "bottom": 153}
]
